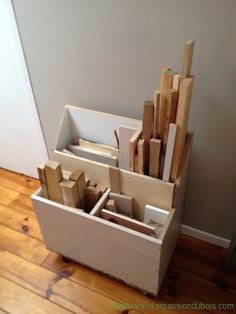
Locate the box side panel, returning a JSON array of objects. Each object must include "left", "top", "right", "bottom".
[
  {"left": 119, "top": 170, "right": 174, "bottom": 221},
  {"left": 54, "top": 106, "right": 73, "bottom": 151},
  {"left": 32, "top": 196, "right": 160, "bottom": 295},
  {"left": 67, "top": 106, "right": 142, "bottom": 147},
  {"left": 157, "top": 133, "right": 193, "bottom": 291}
]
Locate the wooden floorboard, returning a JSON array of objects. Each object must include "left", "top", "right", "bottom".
[{"left": 0, "top": 168, "right": 235, "bottom": 313}]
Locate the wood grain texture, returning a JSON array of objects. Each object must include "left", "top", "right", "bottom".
[
  {"left": 153, "top": 90, "right": 160, "bottom": 138},
  {"left": 118, "top": 125, "right": 137, "bottom": 170},
  {"left": 170, "top": 77, "right": 194, "bottom": 181},
  {"left": 182, "top": 40, "right": 195, "bottom": 79},
  {"left": 45, "top": 161, "right": 63, "bottom": 204},
  {"left": 149, "top": 138, "right": 161, "bottom": 178},
  {"left": 137, "top": 139, "right": 145, "bottom": 174},
  {"left": 129, "top": 129, "right": 142, "bottom": 171},
  {"left": 37, "top": 165, "right": 48, "bottom": 198}
]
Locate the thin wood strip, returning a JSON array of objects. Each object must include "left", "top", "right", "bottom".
[
  {"left": 182, "top": 40, "right": 195, "bottom": 79},
  {"left": 153, "top": 90, "right": 160, "bottom": 139}
]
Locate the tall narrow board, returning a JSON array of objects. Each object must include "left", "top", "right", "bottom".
[
  {"left": 129, "top": 129, "right": 142, "bottom": 171},
  {"left": 149, "top": 139, "right": 161, "bottom": 178},
  {"left": 163, "top": 124, "right": 177, "bottom": 182},
  {"left": 37, "top": 165, "right": 48, "bottom": 198},
  {"left": 119, "top": 126, "right": 137, "bottom": 170},
  {"left": 182, "top": 40, "right": 195, "bottom": 79},
  {"left": 142, "top": 101, "right": 154, "bottom": 170},
  {"left": 170, "top": 77, "right": 194, "bottom": 181},
  {"left": 153, "top": 91, "right": 160, "bottom": 138},
  {"left": 59, "top": 179, "right": 80, "bottom": 208},
  {"left": 158, "top": 67, "right": 173, "bottom": 139},
  {"left": 70, "top": 170, "right": 87, "bottom": 209},
  {"left": 45, "top": 161, "right": 63, "bottom": 203},
  {"left": 137, "top": 139, "right": 145, "bottom": 175},
  {"left": 163, "top": 89, "right": 178, "bottom": 153}
]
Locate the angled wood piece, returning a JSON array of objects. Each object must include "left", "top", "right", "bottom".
[
  {"left": 118, "top": 125, "right": 137, "bottom": 170},
  {"left": 67, "top": 144, "right": 118, "bottom": 167},
  {"left": 149, "top": 138, "right": 161, "bottom": 178},
  {"left": 89, "top": 188, "right": 111, "bottom": 216},
  {"left": 137, "top": 139, "right": 145, "bottom": 174},
  {"left": 101, "top": 209, "right": 156, "bottom": 236},
  {"left": 172, "top": 74, "right": 181, "bottom": 91},
  {"left": 37, "top": 165, "right": 48, "bottom": 199},
  {"left": 59, "top": 179, "right": 81, "bottom": 208},
  {"left": 108, "top": 166, "right": 120, "bottom": 193},
  {"left": 163, "top": 89, "right": 178, "bottom": 153},
  {"left": 171, "top": 77, "right": 194, "bottom": 181},
  {"left": 182, "top": 40, "right": 195, "bottom": 79},
  {"left": 163, "top": 124, "right": 177, "bottom": 182},
  {"left": 70, "top": 169, "right": 87, "bottom": 209},
  {"left": 129, "top": 129, "right": 142, "bottom": 171},
  {"left": 153, "top": 90, "right": 160, "bottom": 138},
  {"left": 78, "top": 139, "right": 118, "bottom": 157},
  {"left": 105, "top": 199, "right": 118, "bottom": 213},
  {"left": 45, "top": 161, "right": 63, "bottom": 203},
  {"left": 109, "top": 192, "right": 133, "bottom": 217},
  {"left": 158, "top": 67, "right": 173, "bottom": 140}
]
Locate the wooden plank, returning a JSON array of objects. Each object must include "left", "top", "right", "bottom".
[
  {"left": 142, "top": 101, "right": 154, "bottom": 141},
  {"left": 109, "top": 192, "right": 133, "bottom": 217},
  {"left": 149, "top": 138, "right": 161, "bottom": 178},
  {"left": 182, "top": 39, "right": 195, "bottom": 79},
  {"left": 85, "top": 186, "right": 102, "bottom": 211},
  {"left": 0, "top": 168, "right": 40, "bottom": 196},
  {"left": 158, "top": 67, "right": 173, "bottom": 139},
  {"left": 32, "top": 192, "right": 160, "bottom": 295},
  {"left": 69, "top": 169, "right": 86, "bottom": 209},
  {"left": 0, "top": 275, "right": 72, "bottom": 314},
  {"left": 78, "top": 138, "right": 118, "bottom": 157},
  {"left": 105, "top": 199, "right": 118, "bottom": 212},
  {"left": 108, "top": 167, "right": 120, "bottom": 193},
  {"left": 0, "top": 185, "right": 19, "bottom": 206},
  {"left": 37, "top": 164, "right": 48, "bottom": 198},
  {"left": 171, "top": 77, "right": 194, "bottom": 181},
  {"left": 172, "top": 74, "right": 181, "bottom": 91},
  {"left": 0, "top": 224, "right": 48, "bottom": 264},
  {"left": 0, "top": 250, "right": 131, "bottom": 314},
  {"left": 134, "top": 154, "right": 139, "bottom": 173},
  {"left": 59, "top": 180, "right": 80, "bottom": 208},
  {"left": 163, "top": 124, "right": 177, "bottom": 182},
  {"left": 129, "top": 129, "right": 142, "bottom": 171},
  {"left": 137, "top": 139, "right": 145, "bottom": 174},
  {"left": 45, "top": 161, "right": 63, "bottom": 203},
  {"left": 89, "top": 188, "right": 110, "bottom": 216},
  {"left": 118, "top": 125, "right": 137, "bottom": 170},
  {"left": 153, "top": 90, "right": 160, "bottom": 138},
  {"left": 101, "top": 209, "right": 156, "bottom": 236},
  {"left": 67, "top": 144, "right": 118, "bottom": 167},
  {"left": 163, "top": 89, "right": 178, "bottom": 153},
  {"left": 0, "top": 203, "right": 43, "bottom": 241}
]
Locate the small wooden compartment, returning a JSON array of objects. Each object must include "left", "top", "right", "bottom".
[{"left": 31, "top": 105, "right": 193, "bottom": 295}]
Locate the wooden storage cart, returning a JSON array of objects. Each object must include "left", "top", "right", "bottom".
[{"left": 31, "top": 106, "right": 193, "bottom": 296}]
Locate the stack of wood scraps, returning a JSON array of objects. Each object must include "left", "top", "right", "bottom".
[{"left": 128, "top": 40, "right": 195, "bottom": 182}]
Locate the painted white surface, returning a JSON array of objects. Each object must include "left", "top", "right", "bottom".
[{"left": 0, "top": 0, "right": 48, "bottom": 177}]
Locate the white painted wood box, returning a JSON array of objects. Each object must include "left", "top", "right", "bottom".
[{"left": 31, "top": 105, "right": 193, "bottom": 296}]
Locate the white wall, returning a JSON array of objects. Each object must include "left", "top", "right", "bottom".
[
  {"left": 0, "top": 0, "right": 48, "bottom": 177},
  {"left": 12, "top": 0, "right": 236, "bottom": 239}
]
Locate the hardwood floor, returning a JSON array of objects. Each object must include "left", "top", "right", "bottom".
[{"left": 0, "top": 167, "right": 235, "bottom": 313}]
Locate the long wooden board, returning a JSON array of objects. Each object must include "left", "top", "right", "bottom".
[
  {"left": 163, "top": 124, "right": 177, "bottom": 182},
  {"left": 170, "top": 77, "right": 194, "bottom": 181},
  {"left": 118, "top": 125, "right": 137, "bottom": 170}
]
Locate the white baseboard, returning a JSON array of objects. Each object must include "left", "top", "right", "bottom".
[{"left": 181, "top": 224, "right": 230, "bottom": 249}]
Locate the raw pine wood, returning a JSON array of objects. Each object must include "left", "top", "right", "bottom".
[
  {"left": 153, "top": 90, "right": 160, "bottom": 138},
  {"left": 89, "top": 188, "right": 110, "bottom": 216},
  {"left": 158, "top": 67, "right": 173, "bottom": 139},
  {"left": 0, "top": 185, "right": 19, "bottom": 206},
  {"left": 37, "top": 164, "right": 48, "bottom": 198},
  {"left": 78, "top": 138, "right": 118, "bottom": 157},
  {"left": 69, "top": 169, "right": 86, "bottom": 209},
  {"left": 118, "top": 125, "right": 137, "bottom": 170},
  {"left": 45, "top": 161, "right": 63, "bottom": 203},
  {"left": 172, "top": 74, "right": 181, "bottom": 91},
  {"left": 149, "top": 138, "right": 161, "bottom": 178},
  {"left": 163, "top": 89, "right": 178, "bottom": 153},
  {"left": 59, "top": 180, "right": 80, "bottom": 208},
  {"left": 85, "top": 186, "right": 102, "bottom": 211},
  {"left": 182, "top": 40, "right": 195, "bottom": 79},
  {"left": 171, "top": 77, "right": 194, "bottom": 181},
  {"left": 1, "top": 169, "right": 235, "bottom": 313},
  {"left": 108, "top": 166, "right": 120, "bottom": 193},
  {"left": 105, "top": 199, "right": 118, "bottom": 212},
  {"left": 101, "top": 209, "right": 156, "bottom": 236},
  {"left": 129, "top": 129, "right": 142, "bottom": 171},
  {"left": 137, "top": 139, "right": 145, "bottom": 174}
]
